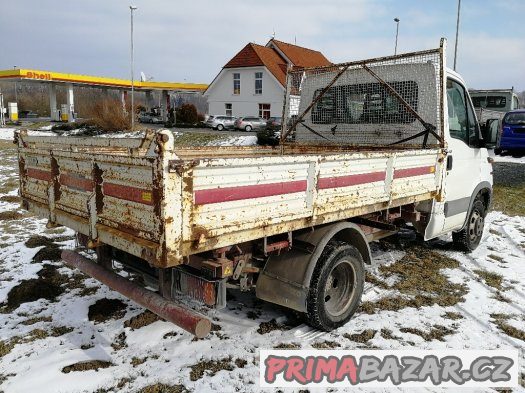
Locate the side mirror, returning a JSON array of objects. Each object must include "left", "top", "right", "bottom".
[{"left": 482, "top": 118, "right": 499, "bottom": 148}]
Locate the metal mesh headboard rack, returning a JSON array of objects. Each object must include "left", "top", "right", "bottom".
[{"left": 281, "top": 38, "right": 446, "bottom": 150}]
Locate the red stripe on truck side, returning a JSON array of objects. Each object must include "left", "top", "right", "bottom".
[
  {"left": 60, "top": 173, "right": 94, "bottom": 192},
  {"left": 27, "top": 168, "right": 52, "bottom": 182},
  {"left": 194, "top": 180, "right": 307, "bottom": 205},
  {"left": 103, "top": 182, "right": 154, "bottom": 206},
  {"left": 318, "top": 171, "right": 386, "bottom": 189},
  {"left": 394, "top": 166, "right": 435, "bottom": 179}
]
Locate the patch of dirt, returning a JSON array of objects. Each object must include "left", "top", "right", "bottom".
[
  {"left": 490, "top": 314, "right": 525, "bottom": 342},
  {"left": 4, "top": 264, "right": 67, "bottom": 311},
  {"left": 474, "top": 269, "right": 504, "bottom": 290},
  {"left": 88, "top": 298, "right": 127, "bottom": 323},
  {"left": 399, "top": 324, "right": 456, "bottom": 342},
  {"left": 274, "top": 342, "right": 300, "bottom": 349},
  {"left": 344, "top": 329, "right": 377, "bottom": 343},
  {"left": 131, "top": 356, "right": 148, "bottom": 367},
  {"left": 442, "top": 312, "right": 464, "bottom": 320},
  {"left": 0, "top": 195, "right": 20, "bottom": 203},
  {"left": 124, "top": 310, "right": 162, "bottom": 330},
  {"left": 189, "top": 357, "right": 242, "bottom": 381},
  {"left": 163, "top": 332, "right": 178, "bottom": 339},
  {"left": 0, "top": 211, "right": 25, "bottom": 221},
  {"left": 111, "top": 332, "right": 127, "bottom": 351},
  {"left": 492, "top": 291, "right": 511, "bottom": 303},
  {"left": 138, "top": 384, "right": 189, "bottom": 393},
  {"left": 0, "top": 326, "right": 73, "bottom": 358},
  {"left": 380, "top": 328, "right": 401, "bottom": 341},
  {"left": 488, "top": 254, "right": 505, "bottom": 263},
  {"left": 359, "top": 247, "right": 468, "bottom": 314},
  {"left": 62, "top": 360, "right": 114, "bottom": 373},
  {"left": 256, "top": 319, "right": 291, "bottom": 334},
  {"left": 311, "top": 340, "right": 340, "bottom": 349},
  {"left": 24, "top": 235, "right": 56, "bottom": 248},
  {"left": 235, "top": 358, "right": 247, "bottom": 368},
  {"left": 31, "top": 244, "right": 63, "bottom": 263},
  {"left": 21, "top": 315, "right": 52, "bottom": 325}
]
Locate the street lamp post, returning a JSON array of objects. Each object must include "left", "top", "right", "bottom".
[
  {"left": 394, "top": 18, "right": 400, "bottom": 56},
  {"left": 129, "top": 5, "right": 137, "bottom": 131},
  {"left": 453, "top": 0, "right": 461, "bottom": 71},
  {"left": 13, "top": 66, "right": 18, "bottom": 102}
]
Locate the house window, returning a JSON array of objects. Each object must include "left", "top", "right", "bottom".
[
  {"left": 259, "top": 103, "right": 271, "bottom": 119},
  {"left": 255, "top": 72, "right": 263, "bottom": 95},
  {"left": 233, "top": 73, "right": 240, "bottom": 95},
  {"left": 225, "top": 103, "right": 232, "bottom": 116}
]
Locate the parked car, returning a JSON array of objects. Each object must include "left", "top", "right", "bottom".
[
  {"left": 18, "top": 110, "right": 39, "bottom": 119},
  {"left": 234, "top": 116, "right": 266, "bottom": 131},
  {"left": 265, "top": 117, "right": 282, "bottom": 131},
  {"left": 205, "top": 115, "right": 236, "bottom": 131},
  {"left": 138, "top": 113, "right": 163, "bottom": 124},
  {"left": 495, "top": 110, "right": 525, "bottom": 155}
]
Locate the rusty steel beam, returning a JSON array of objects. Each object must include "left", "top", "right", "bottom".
[{"left": 61, "top": 250, "right": 211, "bottom": 338}]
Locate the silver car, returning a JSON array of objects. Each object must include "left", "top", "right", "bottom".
[
  {"left": 205, "top": 115, "right": 236, "bottom": 131},
  {"left": 234, "top": 116, "right": 266, "bottom": 131}
]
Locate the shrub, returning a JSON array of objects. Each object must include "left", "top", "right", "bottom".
[
  {"left": 256, "top": 129, "right": 280, "bottom": 146},
  {"left": 175, "top": 104, "right": 198, "bottom": 125},
  {"left": 86, "top": 98, "right": 131, "bottom": 132}
]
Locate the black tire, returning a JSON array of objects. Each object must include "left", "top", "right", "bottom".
[
  {"left": 217, "top": 124, "right": 224, "bottom": 131},
  {"left": 245, "top": 125, "right": 252, "bottom": 132},
  {"left": 452, "top": 198, "right": 485, "bottom": 252},
  {"left": 306, "top": 240, "right": 365, "bottom": 331}
]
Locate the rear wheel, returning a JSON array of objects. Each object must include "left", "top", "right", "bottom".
[
  {"left": 306, "top": 240, "right": 364, "bottom": 331},
  {"left": 217, "top": 124, "right": 224, "bottom": 131},
  {"left": 452, "top": 198, "right": 485, "bottom": 252},
  {"left": 245, "top": 125, "right": 252, "bottom": 132}
]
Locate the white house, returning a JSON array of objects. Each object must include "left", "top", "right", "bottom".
[{"left": 204, "top": 39, "right": 331, "bottom": 119}]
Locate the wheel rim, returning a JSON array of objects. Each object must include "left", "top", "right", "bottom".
[
  {"left": 468, "top": 210, "right": 484, "bottom": 242},
  {"left": 323, "top": 259, "right": 356, "bottom": 317}
]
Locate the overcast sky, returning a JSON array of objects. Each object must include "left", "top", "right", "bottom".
[{"left": 0, "top": 0, "right": 524, "bottom": 90}]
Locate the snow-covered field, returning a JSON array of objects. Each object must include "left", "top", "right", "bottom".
[{"left": 0, "top": 131, "right": 524, "bottom": 392}]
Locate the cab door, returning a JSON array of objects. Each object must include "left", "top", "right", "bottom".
[{"left": 441, "top": 78, "right": 483, "bottom": 232}]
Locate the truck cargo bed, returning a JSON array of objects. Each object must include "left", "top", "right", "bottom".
[{"left": 17, "top": 130, "right": 443, "bottom": 268}]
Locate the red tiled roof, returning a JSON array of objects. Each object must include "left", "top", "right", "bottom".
[
  {"left": 224, "top": 43, "right": 288, "bottom": 86},
  {"left": 222, "top": 40, "right": 330, "bottom": 87},
  {"left": 268, "top": 39, "right": 331, "bottom": 68}
]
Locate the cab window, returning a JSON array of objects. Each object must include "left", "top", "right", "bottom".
[{"left": 447, "top": 79, "right": 479, "bottom": 147}]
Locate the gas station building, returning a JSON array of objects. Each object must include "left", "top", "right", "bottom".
[{"left": 0, "top": 68, "right": 207, "bottom": 122}]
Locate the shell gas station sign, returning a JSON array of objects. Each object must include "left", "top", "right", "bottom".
[{"left": 25, "top": 71, "right": 53, "bottom": 81}]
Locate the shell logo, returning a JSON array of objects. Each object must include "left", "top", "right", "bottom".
[{"left": 26, "top": 71, "right": 52, "bottom": 81}]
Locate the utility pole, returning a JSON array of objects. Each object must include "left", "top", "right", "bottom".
[
  {"left": 394, "top": 18, "right": 400, "bottom": 55},
  {"left": 453, "top": 0, "right": 461, "bottom": 70},
  {"left": 130, "top": 5, "right": 137, "bottom": 131}
]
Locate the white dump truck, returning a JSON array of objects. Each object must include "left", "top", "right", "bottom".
[{"left": 16, "top": 39, "right": 495, "bottom": 337}]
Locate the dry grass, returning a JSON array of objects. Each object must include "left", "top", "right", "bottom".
[
  {"left": 399, "top": 325, "right": 456, "bottom": 342},
  {"left": 0, "top": 211, "right": 25, "bottom": 221},
  {"left": 442, "top": 312, "right": 464, "bottom": 320},
  {"left": 62, "top": 360, "right": 113, "bottom": 373},
  {"left": 189, "top": 357, "right": 235, "bottom": 381},
  {"left": 492, "top": 185, "right": 525, "bottom": 216},
  {"left": 274, "top": 342, "right": 300, "bottom": 349},
  {"left": 344, "top": 329, "right": 377, "bottom": 343},
  {"left": 490, "top": 314, "right": 525, "bottom": 342},
  {"left": 359, "top": 247, "right": 468, "bottom": 314},
  {"left": 256, "top": 319, "right": 291, "bottom": 334},
  {"left": 138, "top": 384, "right": 189, "bottom": 393},
  {"left": 311, "top": 340, "right": 340, "bottom": 349},
  {"left": 474, "top": 269, "right": 504, "bottom": 290},
  {"left": 86, "top": 98, "right": 131, "bottom": 132},
  {"left": 0, "top": 326, "right": 73, "bottom": 358}
]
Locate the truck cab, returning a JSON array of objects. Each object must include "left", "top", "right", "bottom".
[{"left": 424, "top": 69, "right": 493, "bottom": 250}]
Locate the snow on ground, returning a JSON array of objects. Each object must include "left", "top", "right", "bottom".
[
  {"left": 208, "top": 135, "right": 257, "bottom": 146},
  {"left": 489, "top": 149, "right": 525, "bottom": 164},
  {"left": 0, "top": 138, "right": 524, "bottom": 392}
]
